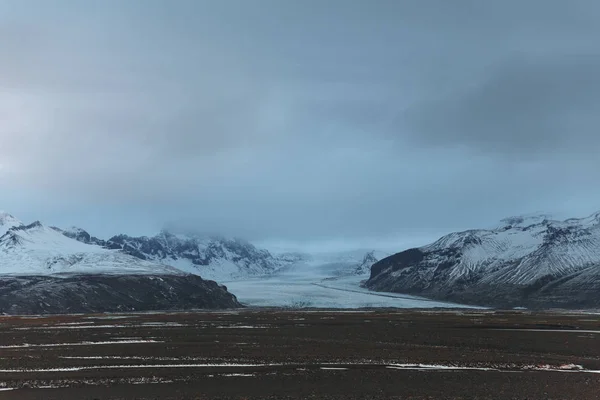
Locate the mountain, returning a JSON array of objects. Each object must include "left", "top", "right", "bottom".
[
  {"left": 57, "top": 226, "right": 390, "bottom": 282},
  {"left": 0, "top": 221, "right": 180, "bottom": 276},
  {"left": 52, "top": 226, "right": 106, "bottom": 246},
  {"left": 353, "top": 250, "right": 386, "bottom": 275},
  {"left": 0, "top": 213, "right": 241, "bottom": 313},
  {"left": 365, "top": 211, "right": 600, "bottom": 309},
  {"left": 63, "top": 230, "right": 286, "bottom": 282},
  {"left": 0, "top": 211, "right": 22, "bottom": 236}
]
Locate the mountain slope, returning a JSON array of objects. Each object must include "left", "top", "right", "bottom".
[
  {"left": 0, "top": 211, "right": 22, "bottom": 237},
  {"left": 52, "top": 226, "right": 106, "bottom": 246},
  {"left": 97, "top": 231, "right": 284, "bottom": 281},
  {"left": 365, "top": 212, "right": 600, "bottom": 308},
  {"left": 0, "top": 213, "right": 241, "bottom": 313},
  {"left": 0, "top": 221, "right": 180, "bottom": 276},
  {"left": 0, "top": 274, "right": 240, "bottom": 314},
  {"left": 353, "top": 250, "right": 387, "bottom": 275},
  {"left": 57, "top": 226, "right": 390, "bottom": 282}
]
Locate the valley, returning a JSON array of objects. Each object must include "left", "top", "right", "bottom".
[
  {"left": 3, "top": 210, "right": 473, "bottom": 311},
  {"left": 223, "top": 259, "right": 473, "bottom": 309}
]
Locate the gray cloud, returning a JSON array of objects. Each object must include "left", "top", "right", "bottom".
[
  {"left": 2, "top": 0, "right": 600, "bottom": 251},
  {"left": 405, "top": 54, "right": 600, "bottom": 156}
]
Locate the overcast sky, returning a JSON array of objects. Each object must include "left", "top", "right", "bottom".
[{"left": 2, "top": 0, "right": 600, "bottom": 252}]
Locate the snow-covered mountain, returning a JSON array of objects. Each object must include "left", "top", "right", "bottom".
[
  {"left": 365, "top": 211, "right": 600, "bottom": 308},
  {"left": 92, "top": 231, "right": 286, "bottom": 281},
  {"left": 0, "top": 220, "right": 180, "bottom": 276},
  {"left": 0, "top": 212, "right": 241, "bottom": 313},
  {"left": 52, "top": 226, "right": 105, "bottom": 246},
  {"left": 353, "top": 250, "right": 385, "bottom": 275},
  {"left": 52, "top": 223, "right": 390, "bottom": 282},
  {"left": 0, "top": 211, "right": 22, "bottom": 236}
]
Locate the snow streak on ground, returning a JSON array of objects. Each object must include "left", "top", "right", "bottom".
[
  {"left": 0, "top": 340, "right": 162, "bottom": 349},
  {"left": 1, "top": 361, "right": 596, "bottom": 375},
  {"left": 223, "top": 259, "right": 475, "bottom": 309}
]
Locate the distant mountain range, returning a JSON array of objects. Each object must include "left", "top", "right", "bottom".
[
  {"left": 50, "top": 225, "right": 383, "bottom": 282},
  {"left": 1, "top": 211, "right": 379, "bottom": 282},
  {"left": 0, "top": 211, "right": 381, "bottom": 314},
  {"left": 89, "top": 231, "right": 285, "bottom": 281},
  {"left": 365, "top": 212, "right": 600, "bottom": 308},
  {"left": 13, "top": 207, "right": 600, "bottom": 310},
  {"left": 0, "top": 212, "right": 241, "bottom": 314}
]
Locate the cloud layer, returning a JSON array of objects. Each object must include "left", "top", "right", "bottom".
[{"left": 2, "top": 0, "right": 600, "bottom": 250}]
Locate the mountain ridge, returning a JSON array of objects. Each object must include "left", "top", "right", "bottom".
[
  {"left": 0, "top": 219, "right": 181, "bottom": 276},
  {"left": 0, "top": 212, "right": 241, "bottom": 313},
  {"left": 0, "top": 274, "right": 241, "bottom": 314},
  {"left": 365, "top": 211, "right": 600, "bottom": 308},
  {"left": 96, "top": 230, "right": 284, "bottom": 281}
]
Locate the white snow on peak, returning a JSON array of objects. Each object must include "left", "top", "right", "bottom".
[
  {"left": 0, "top": 218, "right": 182, "bottom": 276},
  {"left": 420, "top": 210, "right": 600, "bottom": 286},
  {"left": 106, "top": 231, "right": 283, "bottom": 282},
  {"left": 567, "top": 210, "right": 600, "bottom": 227},
  {"left": 0, "top": 212, "right": 23, "bottom": 237}
]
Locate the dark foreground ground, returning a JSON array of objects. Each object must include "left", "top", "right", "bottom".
[{"left": 0, "top": 309, "right": 599, "bottom": 399}]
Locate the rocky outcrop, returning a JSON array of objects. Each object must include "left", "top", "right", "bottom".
[
  {"left": 52, "top": 226, "right": 106, "bottom": 246},
  {"left": 0, "top": 274, "right": 241, "bottom": 315},
  {"left": 353, "top": 251, "right": 381, "bottom": 275}
]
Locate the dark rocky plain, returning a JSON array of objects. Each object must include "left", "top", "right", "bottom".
[{"left": 0, "top": 309, "right": 599, "bottom": 399}]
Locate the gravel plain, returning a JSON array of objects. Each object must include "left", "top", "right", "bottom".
[{"left": 0, "top": 309, "right": 599, "bottom": 399}]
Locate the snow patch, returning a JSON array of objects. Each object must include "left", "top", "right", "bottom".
[{"left": 0, "top": 339, "right": 162, "bottom": 349}]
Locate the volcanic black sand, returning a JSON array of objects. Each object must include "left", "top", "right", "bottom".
[{"left": 0, "top": 309, "right": 599, "bottom": 399}]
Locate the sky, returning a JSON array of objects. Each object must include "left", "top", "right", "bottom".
[{"left": 2, "top": 0, "right": 600, "bottom": 252}]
